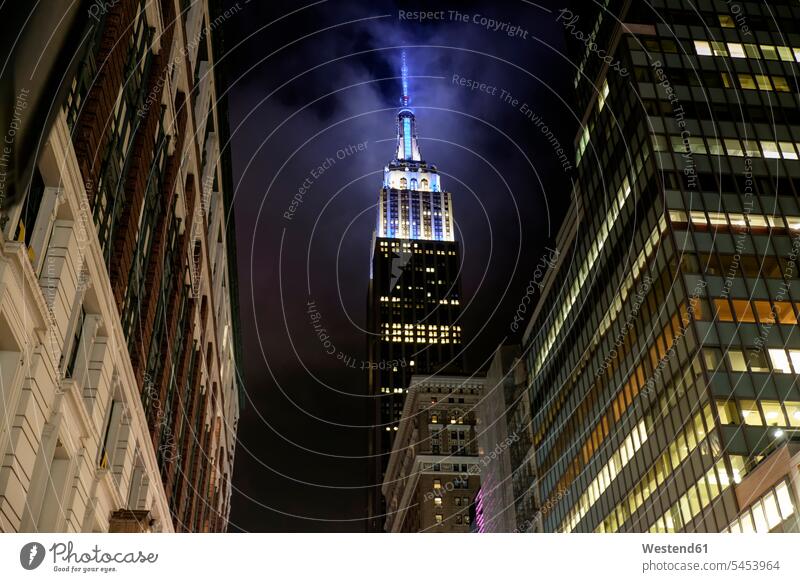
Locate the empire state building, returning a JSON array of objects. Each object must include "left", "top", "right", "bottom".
[{"left": 367, "top": 54, "right": 465, "bottom": 531}]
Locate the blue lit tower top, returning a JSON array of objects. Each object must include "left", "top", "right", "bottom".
[
  {"left": 396, "top": 52, "right": 421, "bottom": 162},
  {"left": 401, "top": 50, "right": 410, "bottom": 107},
  {"left": 379, "top": 51, "right": 454, "bottom": 241}
]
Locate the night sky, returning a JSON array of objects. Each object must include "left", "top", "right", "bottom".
[{"left": 221, "top": 0, "right": 577, "bottom": 532}]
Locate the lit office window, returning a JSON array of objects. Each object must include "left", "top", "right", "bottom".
[
  {"left": 727, "top": 42, "right": 746, "bottom": 57},
  {"left": 773, "top": 77, "right": 791, "bottom": 92},
  {"left": 718, "top": 14, "right": 735, "bottom": 27},
  {"left": 768, "top": 349, "right": 793, "bottom": 374},
  {"left": 761, "top": 141, "right": 781, "bottom": 158},
  {"left": 598, "top": 80, "right": 609, "bottom": 112},
  {"left": 711, "top": 41, "right": 728, "bottom": 56},
  {"left": 786, "top": 402, "right": 800, "bottom": 427},
  {"left": 696, "top": 40, "right": 800, "bottom": 62},
  {"left": 761, "top": 401, "right": 787, "bottom": 426},
  {"left": 724, "top": 138, "right": 744, "bottom": 156},
  {"left": 694, "top": 41, "right": 712, "bottom": 56},
  {"left": 761, "top": 45, "right": 779, "bottom": 60},
  {"left": 727, "top": 350, "right": 748, "bottom": 372},
  {"left": 717, "top": 400, "right": 738, "bottom": 425},
  {"left": 739, "top": 400, "right": 763, "bottom": 426},
  {"left": 780, "top": 142, "right": 799, "bottom": 159},
  {"left": 738, "top": 74, "right": 757, "bottom": 89},
  {"left": 776, "top": 482, "right": 795, "bottom": 518},
  {"left": 755, "top": 75, "right": 772, "bottom": 90}
]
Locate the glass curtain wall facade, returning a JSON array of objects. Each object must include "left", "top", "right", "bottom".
[{"left": 519, "top": 0, "right": 800, "bottom": 533}]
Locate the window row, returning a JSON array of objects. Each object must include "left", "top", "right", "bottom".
[
  {"left": 669, "top": 209, "right": 800, "bottom": 232},
  {"left": 675, "top": 251, "right": 800, "bottom": 281},
  {"left": 723, "top": 480, "right": 796, "bottom": 533},
  {"left": 721, "top": 72, "right": 792, "bottom": 92},
  {"left": 431, "top": 476, "right": 471, "bottom": 488},
  {"left": 432, "top": 495, "right": 471, "bottom": 507},
  {"left": 636, "top": 64, "right": 796, "bottom": 93},
  {"left": 694, "top": 40, "right": 800, "bottom": 62},
  {"left": 709, "top": 298, "right": 800, "bottom": 325},
  {"left": 716, "top": 398, "right": 800, "bottom": 428},
  {"left": 426, "top": 415, "right": 466, "bottom": 426},
  {"left": 705, "top": 347, "right": 800, "bottom": 377},
  {"left": 654, "top": 134, "right": 800, "bottom": 161},
  {"left": 433, "top": 513, "right": 470, "bottom": 525}
]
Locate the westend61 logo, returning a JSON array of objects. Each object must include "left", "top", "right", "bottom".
[{"left": 19, "top": 541, "right": 158, "bottom": 574}]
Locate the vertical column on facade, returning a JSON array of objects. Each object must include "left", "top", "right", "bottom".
[
  {"left": 28, "top": 186, "right": 65, "bottom": 275},
  {"left": 125, "top": 457, "right": 146, "bottom": 510},
  {"left": 39, "top": 218, "right": 82, "bottom": 368},
  {"left": 18, "top": 413, "right": 71, "bottom": 531},
  {"left": 70, "top": 313, "right": 101, "bottom": 396},
  {"left": 0, "top": 339, "right": 58, "bottom": 531},
  {"left": 59, "top": 447, "right": 89, "bottom": 532},
  {"left": 110, "top": 405, "right": 135, "bottom": 496}
]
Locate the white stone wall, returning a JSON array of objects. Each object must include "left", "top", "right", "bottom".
[
  {"left": 0, "top": 0, "right": 240, "bottom": 533},
  {"left": 0, "top": 113, "right": 173, "bottom": 533}
]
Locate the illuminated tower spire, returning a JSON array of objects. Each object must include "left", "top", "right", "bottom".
[
  {"left": 379, "top": 51, "right": 452, "bottom": 241},
  {"left": 401, "top": 50, "right": 410, "bottom": 107},
  {"left": 396, "top": 51, "right": 421, "bottom": 162}
]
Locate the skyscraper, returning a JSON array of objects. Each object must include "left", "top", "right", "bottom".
[
  {"left": 367, "top": 53, "right": 465, "bottom": 531},
  {"left": 509, "top": 0, "right": 800, "bottom": 533},
  {"left": 382, "top": 375, "right": 483, "bottom": 532},
  {"left": 475, "top": 344, "right": 521, "bottom": 533}
]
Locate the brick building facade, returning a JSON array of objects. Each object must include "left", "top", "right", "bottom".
[{"left": 0, "top": 0, "right": 241, "bottom": 532}]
